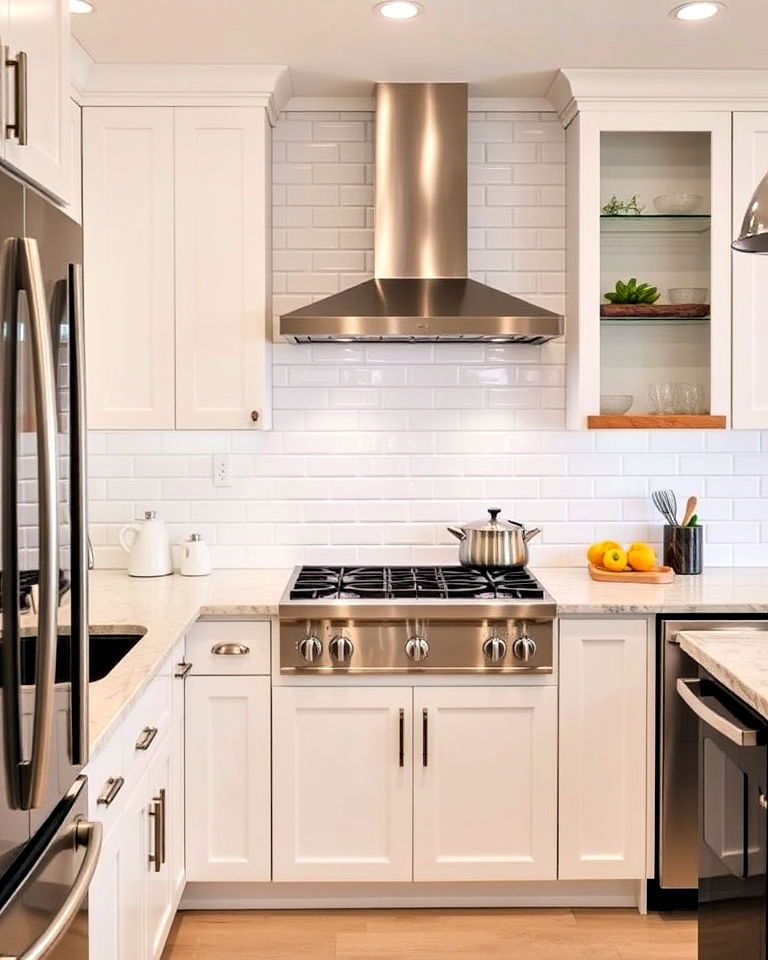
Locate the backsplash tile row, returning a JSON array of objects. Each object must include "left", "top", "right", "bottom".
[{"left": 87, "top": 107, "right": 768, "bottom": 570}]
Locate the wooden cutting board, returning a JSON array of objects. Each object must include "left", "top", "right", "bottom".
[{"left": 588, "top": 563, "right": 675, "bottom": 584}]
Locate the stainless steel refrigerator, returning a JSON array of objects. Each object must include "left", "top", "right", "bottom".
[{"left": 0, "top": 168, "right": 100, "bottom": 958}]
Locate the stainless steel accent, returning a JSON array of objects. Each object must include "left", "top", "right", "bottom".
[
  {"left": 175, "top": 661, "right": 193, "bottom": 679},
  {"left": 96, "top": 776, "right": 125, "bottom": 807},
  {"left": 398, "top": 708, "right": 404, "bottom": 767},
  {"left": 677, "top": 678, "right": 762, "bottom": 747},
  {"left": 422, "top": 708, "right": 428, "bottom": 767},
  {"left": 280, "top": 616, "right": 553, "bottom": 675},
  {"left": 512, "top": 622, "right": 537, "bottom": 662},
  {"left": 733, "top": 169, "right": 768, "bottom": 253},
  {"left": 87, "top": 537, "right": 94, "bottom": 570},
  {"left": 659, "top": 617, "right": 768, "bottom": 891},
  {"left": 483, "top": 636, "right": 507, "bottom": 663},
  {"left": 405, "top": 635, "right": 429, "bottom": 662},
  {"left": 298, "top": 635, "right": 322, "bottom": 662},
  {"left": 447, "top": 508, "right": 541, "bottom": 568},
  {"left": 279, "top": 83, "right": 564, "bottom": 344},
  {"left": 329, "top": 634, "right": 354, "bottom": 663},
  {"left": 4, "top": 48, "right": 27, "bottom": 144},
  {"left": 159, "top": 787, "right": 166, "bottom": 865},
  {"left": 652, "top": 489, "right": 679, "bottom": 527},
  {"left": 211, "top": 642, "right": 250, "bottom": 656},
  {"left": 375, "top": 82, "right": 467, "bottom": 279},
  {"left": 17, "top": 238, "right": 59, "bottom": 810},
  {"left": 135, "top": 726, "right": 158, "bottom": 751},
  {"left": 148, "top": 794, "right": 163, "bottom": 873}
]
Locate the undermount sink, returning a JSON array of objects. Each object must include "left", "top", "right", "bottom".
[{"left": 18, "top": 628, "right": 147, "bottom": 684}]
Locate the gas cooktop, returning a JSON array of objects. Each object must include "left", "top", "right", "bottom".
[{"left": 288, "top": 565, "right": 546, "bottom": 602}]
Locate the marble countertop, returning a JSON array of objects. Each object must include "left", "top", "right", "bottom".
[
  {"left": 80, "top": 569, "right": 291, "bottom": 755},
  {"left": 74, "top": 565, "right": 768, "bottom": 756},
  {"left": 678, "top": 629, "right": 768, "bottom": 721}
]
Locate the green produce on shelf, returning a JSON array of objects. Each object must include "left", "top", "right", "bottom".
[
  {"left": 601, "top": 194, "right": 644, "bottom": 216},
  {"left": 604, "top": 278, "right": 661, "bottom": 304}
]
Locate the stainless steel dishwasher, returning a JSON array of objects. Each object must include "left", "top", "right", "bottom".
[{"left": 654, "top": 616, "right": 768, "bottom": 908}]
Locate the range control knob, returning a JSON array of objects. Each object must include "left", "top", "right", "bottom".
[
  {"left": 482, "top": 636, "right": 507, "bottom": 663},
  {"left": 298, "top": 635, "right": 322, "bottom": 662},
  {"left": 512, "top": 622, "right": 536, "bottom": 662},
  {"left": 405, "top": 635, "right": 430, "bottom": 662},
  {"left": 329, "top": 634, "right": 354, "bottom": 663}
]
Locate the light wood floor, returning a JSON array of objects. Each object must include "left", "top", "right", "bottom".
[{"left": 161, "top": 907, "right": 697, "bottom": 960}]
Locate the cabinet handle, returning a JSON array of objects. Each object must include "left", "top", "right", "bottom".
[
  {"left": 135, "top": 726, "right": 158, "bottom": 751},
  {"left": 148, "top": 794, "right": 163, "bottom": 873},
  {"left": 175, "top": 661, "right": 192, "bottom": 679},
  {"left": 159, "top": 787, "right": 167, "bottom": 865},
  {"left": 96, "top": 776, "right": 125, "bottom": 807},
  {"left": 398, "top": 708, "right": 404, "bottom": 767},
  {"left": 211, "top": 642, "right": 250, "bottom": 656},
  {"left": 422, "top": 708, "right": 428, "bottom": 767},
  {"left": 250, "top": 410, "right": 259, "bottom": 423},
  {"left": 4, "top": 48, "right": 27, "bottom": 144},
  {"left": 760, "top": 793, "right": 768, "bottom": 811}
]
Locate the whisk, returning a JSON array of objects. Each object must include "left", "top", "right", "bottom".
[{"left": 651, "top": 489, "right": 678, "bottom": 526}]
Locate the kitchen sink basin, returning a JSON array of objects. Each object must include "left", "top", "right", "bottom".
[{"left": 17, "top": 629, "right": 147, "bottom": 684}]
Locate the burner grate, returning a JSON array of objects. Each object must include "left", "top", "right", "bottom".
[{"left": 289, "top": 565, "right": 545, "bottom": 601}]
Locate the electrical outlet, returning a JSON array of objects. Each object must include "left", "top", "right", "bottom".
[{"left": 213, "top": 453, "right": 232, "bottom": 488}]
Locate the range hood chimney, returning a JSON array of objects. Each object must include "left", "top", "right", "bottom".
[{"left": 279, "top": 82, "right": 564, "bottom": 344}]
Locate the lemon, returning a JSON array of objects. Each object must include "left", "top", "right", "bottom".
[
  {"left": 628, "top": 545, "right": 656, "bottom": 572},
  {"left": 603, "top": 547, "right": 628, "bottom": 572},
  {"left": 586, "top": 540, "right": 621, "bottom": 567}
]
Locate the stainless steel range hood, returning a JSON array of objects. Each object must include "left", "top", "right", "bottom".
[{"left": 279, "top": 83, "right": 564, "bottom": 344}]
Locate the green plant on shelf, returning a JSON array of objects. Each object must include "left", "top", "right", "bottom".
[
  {"left": 600, "top": 194, "right": 645, "bottom": 216},
  {"left": 604, "top": 278, "right": 661, "bottom": 304}
]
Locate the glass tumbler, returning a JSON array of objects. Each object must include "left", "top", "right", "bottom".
[{"left": 649, "top": 382, "right": 674, "bottom": 414}]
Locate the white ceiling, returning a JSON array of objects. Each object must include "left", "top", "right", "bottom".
[{"left": 73, "top": 0, "right": 768, "bottom": 98}]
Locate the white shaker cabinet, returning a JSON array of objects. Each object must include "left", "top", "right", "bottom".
[
  {"left": 2, "top": 0, "right": 70, "bottom": 201},
  {"left": 272, "top": 687, "right": 413, "bottom": 882},
  {"left": 144, "top": 732, "right": 175, "bottom": 960},
  {"left": 185, "top": 675, "right": 271, "bottom": 882},
  {"left": 732, "top": 113, "right": 768, "bottom": 428},
  {"left": 174, "top": 108, "right": 272, "bottom": 429},
  {"left": 82, "top": 105, "right": 272, "bottom": 431},
  {"left": 82, "top": 108, "right": 176, "bottom": 429},
  {"left": 558, "top": 619, "right": 648, "bottom": 880},
  {"left": 413, "top": 686, "right": 557, "bottom": 882}
]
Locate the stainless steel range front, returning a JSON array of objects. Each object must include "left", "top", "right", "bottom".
[{"left": 279, "top": 566, "right": 556, "bottom": 675}]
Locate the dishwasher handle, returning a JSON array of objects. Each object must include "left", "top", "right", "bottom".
[{"left": 677, "top": 678, "right": 763, "bottom": 747}]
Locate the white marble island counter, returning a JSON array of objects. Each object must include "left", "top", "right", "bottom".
[{"left": 678, "top": 629, "right": 768, "bottom": 721}]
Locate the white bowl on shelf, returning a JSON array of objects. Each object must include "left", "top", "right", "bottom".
[
  {"left": 652, "top": 193, "right": 704, "bottom": 215},
  {"left": 600, "top": 395, "right": 633, "bottom": 415},
  {"left": 669, "top": 287, "right": 709, "bottom": 304}
]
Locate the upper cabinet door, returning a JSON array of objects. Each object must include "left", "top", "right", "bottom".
[
  {"left": 733, "top": 113, "right": 768, "bottom": 429},
  {"left": 83, "top": 108, "right": 176, "bottom": 429},
  {"left": 3, "top": 0, "right": 69, "bottom": 201},
  {"left": 174, "top": 107, "right": 272, "bottom": 430},
  {"left": 413, "top": 686, "right": 558, "bottom": 882}
]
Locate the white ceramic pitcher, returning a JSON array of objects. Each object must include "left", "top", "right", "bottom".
[
  {"left": 180, "top": 533, "right": 212, "bottom": 577},
  {"left": 119, "top": 511, "right": 174, "bottom": 577}
]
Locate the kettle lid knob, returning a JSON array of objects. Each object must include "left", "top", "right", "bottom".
[
  {"left": 488, "top": 508, "right": 501, "bottom": 521},
  {"left": 143, "top": 510, "right": 158, "bottom": 520}
]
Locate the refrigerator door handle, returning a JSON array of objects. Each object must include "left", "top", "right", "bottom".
[
  {"left": 67, "top": 263, "right": 89, "bottom": 766},
  {"left": 0, "top": 819, "right": 102, "bottom": 960},
  {"left": 16, "top": 237, "right": 59, "bottom": 810}
]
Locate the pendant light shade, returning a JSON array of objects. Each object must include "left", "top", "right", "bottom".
[{"left": 733, "top": 171, "right": 768, "bottom": 253}]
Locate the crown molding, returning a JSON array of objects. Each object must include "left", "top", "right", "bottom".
[
  {"left": 283, "top": 95, "right": 553, "bottom": 115},
  {"left": 549, "top": 68, "right": 768, "bottom": 125},
  {"left": 77, "top": 58, "right": 292, "bottom": 122}
]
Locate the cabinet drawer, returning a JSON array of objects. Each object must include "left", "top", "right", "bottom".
[
  {"left": 186, "top": 620, "right": 270, "bottom": 675},
  {"left": 122, "top": 667, "right": 173, "bottom": 785},
  {"left": 87, "top": 731, "right": 128, "bottom": 838}
]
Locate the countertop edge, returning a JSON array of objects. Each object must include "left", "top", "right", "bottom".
[{"left": 678, "top": 631, "right": 768, "bottom": 722}]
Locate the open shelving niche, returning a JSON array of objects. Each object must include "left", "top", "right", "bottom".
[{"left": 597, "top": 131, "right": 717, "bottom": 428}]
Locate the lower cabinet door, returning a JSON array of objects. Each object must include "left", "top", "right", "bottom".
[
  {"left": 272, "top": 687, "right": 413, "bottom": 882},
  {"left": 185, "top": 675, "right": 271, "bottom": 881},
  {"left": 88, "top": 782, "right": 146, "bottom": 960},
  {"left": 169, "top": 712, "right": 186, "bottom": 904},
  {"left": 144, "top": 733, "right": 174, "bottom": 960},
  {"left": 413, "top": 686, "right": 558, "bottom": 881}
]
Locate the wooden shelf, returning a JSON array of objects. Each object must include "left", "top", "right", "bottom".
[{"left": 588, "top": 414, "right": 727, "bottom": 430}]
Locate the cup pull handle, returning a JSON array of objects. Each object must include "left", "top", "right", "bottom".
[{"left": 211, "top": 642, "right": 250, "bottom": 656}]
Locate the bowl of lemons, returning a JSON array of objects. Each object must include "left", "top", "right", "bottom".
[{"left": 586, "top": 540, "right": 674, "bottom": 583}]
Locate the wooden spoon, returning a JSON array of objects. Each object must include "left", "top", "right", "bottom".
[{"left": 681, "top": 496, "right": 698, "bottom": 528}]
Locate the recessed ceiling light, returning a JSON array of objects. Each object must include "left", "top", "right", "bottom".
[
  {"left": 70, "top": 0, "right": 95, "bottom": 12},
  {"left": 670, "top": 1, "right": 725, "bottom": 20},
  {"left": 375, "top": 1, "right": 423, "bottom": 20}
]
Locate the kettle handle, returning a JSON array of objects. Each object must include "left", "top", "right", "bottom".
[
  {"left": 119, "top": 523, "right": 140, "bottom": 554},
  {"left": 523, "top": 527, "right": 542, "bottom": 544},
  {"left": 447, "top": 527, "right": 467, "bottom": 542}
]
